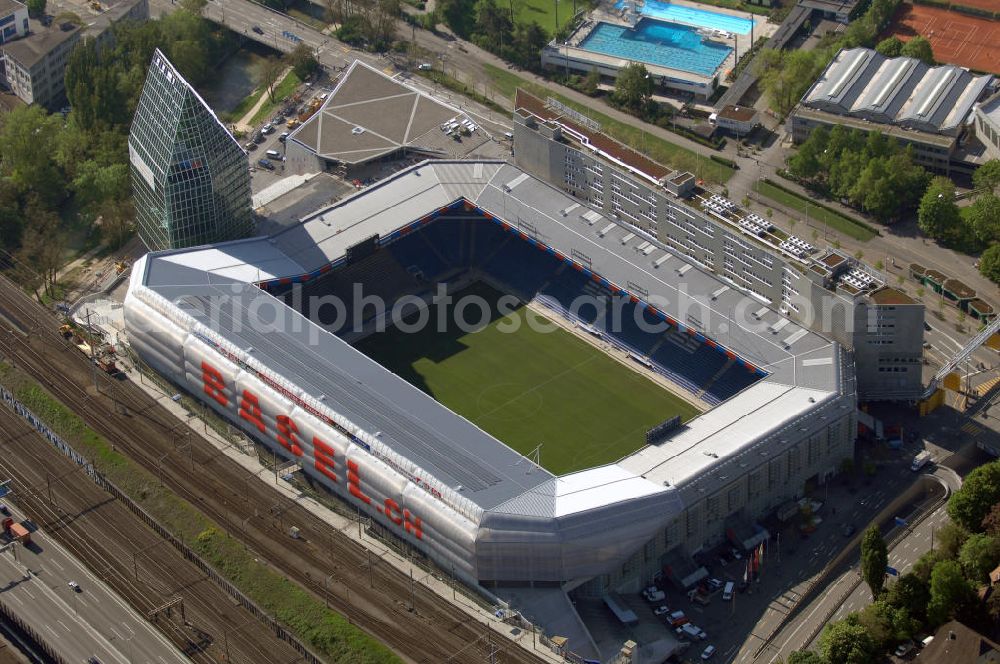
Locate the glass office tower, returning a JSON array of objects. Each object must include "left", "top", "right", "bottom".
[{"left": 129, "top": 49, "right": 253, "bottom": 251}]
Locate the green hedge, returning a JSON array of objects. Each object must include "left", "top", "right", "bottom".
[{"left": 710, "top": 154, "right": 738, "bottom": 169}]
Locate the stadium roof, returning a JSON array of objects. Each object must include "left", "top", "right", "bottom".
[
  {"left": 801, "top": 47, "right": 994, "bottom": 136},
  {"left": 134, "top": 160, "right": 844, "bottom": 515},
  {"left": 288, "top": 60, "right": 481, "bottom": 166}
]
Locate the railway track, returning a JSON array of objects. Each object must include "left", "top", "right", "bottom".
[
  {"left": 0, "top": 404, "right": 308, "bottom": 664},
  {"left": 0, "top": 284, "right": 550, "bottom": 664}
]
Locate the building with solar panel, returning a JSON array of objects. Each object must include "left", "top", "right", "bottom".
[
  {"left": 788, "top": 47, "right": 995, "bottom": 177},
  {"left": 128, "top": 49, "right": 254, "bottom": 251}
]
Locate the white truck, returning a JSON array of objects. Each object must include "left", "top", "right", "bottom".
[{"left": 911, "top": 451, "right": 932, "bottom": 472}]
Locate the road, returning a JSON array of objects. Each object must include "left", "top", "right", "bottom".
[
  {"left": 739, "top": 473, "right": 951, "bottom": 664},
  {"left": 0, "top": 505, "right": 187, "bottom": 664}
]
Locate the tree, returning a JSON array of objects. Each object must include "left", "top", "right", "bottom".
[
  {"left": 974, "top": 159, "right": 1000, "bottom": 194},
  {"left": 820, "top": 618, "right": 877, "bottom": 664},
  {"left": 0, "top": 105, "right": 68, "bottom": 207},
  {"left": 928, "top": 560, "right": 976, "bottom": 626},
  {"left": 981, "top": 503, "right": 1000, "bottom": 536},
  {"left": 918, "top": 176, "right": 962, "bottom": 241},
  {"left": 966, "top": 194, "right": 1000, "bottom": 244},
  {"left": 787, "top": 652, "right": 824, "bottom": 664},
  {"left": 936, "top": 521, "right": 969, "bottom": 560},
  {"left": 26, "top": 0, "right": 45, "bottom": 17},
  {"left": 959, "top": 533, "right": 1000, "bottom": 585},
  {"left": 335, "top": 14, "right": 367, "bottom": 46},
  {"left": 612, "top": 62, "right": 653, "bottom": 113},
  {"left": 948, "top": 460, "right": 1000, "bottom": 532},
  {"left": 900, "top": 36, "right": 934, "bottom": 65},
  {"left": 875, "top": 36, "right": 903, "bottom": 57},
  {"left": 286, "top": 42, "right": 319, "bottom": 81},
  {"left": 179, "top": 0, "right": 207, "bottom": 13},
  {"left": 979, "top": 244, "right": 1000, "bottom": 284},
  {"left": 861, "top": 523, "right": 889, "bottom": 598},
  {"left": 913, "top": 549, "right": 945, "bottom": 582},
  {"left": 580, "top": 68, "right": 601, "bottom": 96},
  {"left": 96, "top": 198, "right": 135, "bottom": 250},
  {"left": 886, "top": 572, "right": 930, "bottom": 625},
  {"left": 16, "top": 200, "right": 64, "bottom": 298},
  {"left": 259, "top": 57, "right": 284, "bottom": 101}
]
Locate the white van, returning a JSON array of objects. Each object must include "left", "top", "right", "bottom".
[{"left": 722, "top": 581, "right": 735, "bottom": 601}]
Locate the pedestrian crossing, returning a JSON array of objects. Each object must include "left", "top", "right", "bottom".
[{"left": 962, "top": 421, "right": 984, "bottom": 437}]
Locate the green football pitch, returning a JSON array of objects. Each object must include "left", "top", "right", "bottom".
[{"left": 355, "top": 283, "right": 701, "bottom": 476}]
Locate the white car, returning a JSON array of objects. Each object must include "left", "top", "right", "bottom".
[
  {"left": 653, "top": 605, "right": 671, "bottom": 616},
  {"left": 701, "top": 645, "right": 716, "bottom": 660},
  {"left": 67, "top": 581, "right": 81, "bottom": 592}
]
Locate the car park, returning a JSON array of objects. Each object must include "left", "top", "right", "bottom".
[
  {"left": 257, "top": 158, "right": 275, "bottom": 171},
  {"left": 701, "top": 645, "right": 716, "bottom": 660}
]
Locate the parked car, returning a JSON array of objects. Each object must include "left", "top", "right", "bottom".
[
  {"left": 0, "top": 504, "right": 9, "bottom": 516},
  {"left": 262, "top": 123, "right": 274, "bottom": 134},
  {"left": 641, "top": 585, "right": 660, "bottom": 601},
  {"left": 653, "top": 605, "right": 671, "bottom": 616},
  {"left": 676, "top": 624, "right": 707, "bottom": 640},
  {"left": 257, "top": 158, "right": 275, "bottom": 171},
  {"left": 668, "top": 610, "right": 688, "bottom": 626},
  {"left": 645, "top": 590, "right": 666, "bottom": 603},
  {"left": 252, "top": 24, "right": 264, "bottom": 34},
  {"left": 701, "top": 645, "right": 716, "bottom": 660},
  {"left": 706, "top": 577, "right": 723, "bottom": 591},
  {"left": 730, "top": 547, "right": 743, "bottom": 560},
  {"left": 265, "top": 149, "right": 283, "bottom": 161},
  {"left": 894, "top": 642, "right": 914, "bottom": 657},
  {"left": 279, "top": 131, "right": 289, "bottom": 142},
  {"left": 244, "top": 142, "right": 257, "bottom": 151},
  {"left": 722, "top": 581, "right": 735, "bottom": 601}
]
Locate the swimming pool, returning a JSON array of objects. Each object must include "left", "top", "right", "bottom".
[
  {"left": 579, "top": 19, "right": 731, "bottom": 77},
  {"left": 615, "top": 0, "right": 754, "bottom": 35}
]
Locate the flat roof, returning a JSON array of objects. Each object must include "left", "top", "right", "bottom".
[
  {"left": 792, "top": 106, "right": 957, "bottom": 149},
  {"left": 868, "top": 287, "right": 916, "bottom": 305},
  {"left": 288, "top": 60, "right": 479, "bottom": 166},
  {"left": 0, "top": 0, "right": 23, "bottom": 16},
  {"left": 718, "top": 105, "right": 757, "bottom": 122},
  {"left": 135, "top": 160, "right": 843, "bottom": 516},
  {"left": 1, "top": 20, "right": 79, "bottom": 68}
]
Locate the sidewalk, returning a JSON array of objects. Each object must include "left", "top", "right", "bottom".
[
  {"left": 235, "top": 66, "right": 292, "bottom": 133},
  {"left": 122, "top": 357, "right": 565, "bottom": 664}
]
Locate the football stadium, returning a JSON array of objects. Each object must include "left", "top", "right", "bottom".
[{"left": 123, "top": 159, "right": 856, "bottom": 648}]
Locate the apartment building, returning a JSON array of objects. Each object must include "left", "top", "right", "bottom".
[
  {"left": 0, "top": 0, "right": 28, "bottom": 45},
  {"left": 513, "top": 89, "right": 925, "bottom": 401},
  {"left": 0, "top": 19, "right": 79, "bottom": 109}
]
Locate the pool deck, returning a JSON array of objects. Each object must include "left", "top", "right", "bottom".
[{"left": 553, "top": 0, "right": 775, "bottom": 94}]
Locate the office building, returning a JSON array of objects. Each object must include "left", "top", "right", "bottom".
[
  {"left": 128, "top": 49, "right": 253, "bottom": 250},
  {"left": 0, "top": 0, "right": 27, "bottom": 45}
]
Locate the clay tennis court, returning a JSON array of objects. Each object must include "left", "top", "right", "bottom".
[{"left": 887, "top": 2, "right": 1000, "bottom": 74}]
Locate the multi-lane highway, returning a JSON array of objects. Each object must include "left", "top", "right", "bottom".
[{"left": 0, "top": 505, "right": 188, "bottom": 664}]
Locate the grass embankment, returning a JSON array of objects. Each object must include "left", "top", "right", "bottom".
[
  {"left": 356, "top": 283, "right": 700, "bottom": 475},
  {"left": 251, "top": 70, "right": 302, "bottom": 126},
  {"left": 416, "top": 69, "right": 510, "bottom": 115},
  {"left": 752, "top": 179, "right": 877, "bottom": 242},
  {"left": 481, "top": 64, "right": 734, "bottom": 184},
  {"left": 0, "top": 363, "right": 399, "bottom": 664},
  {"left": 512, "top": 0, "right": 576, "bottom": 35}
]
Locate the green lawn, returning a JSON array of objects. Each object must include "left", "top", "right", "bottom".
[
  {"left": 481, "top": 64, "right": 734, "bottom": 184},
  {"left": 356, "top": 283, "right": 700, "bottom": 475},
  {"left": 752, "top": 180, "right": 877, "bottom": 242},
  {"left": 250, "top": 69, "right": 302, "bottom": 125},
  {"left": 512, "top": 0, "right": 576, "bottom": 35}
]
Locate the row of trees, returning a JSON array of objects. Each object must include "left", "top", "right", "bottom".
[
  {"left": 432, "top": 0, "right": 551, "bottom": 70},
  {"left": 875, "top": 35, "right": 934, "bottom": 64},
  {"left": 755, "top": 0, "right": 909, "bottom": 116},
  {"left": 917, "top": 160, "right": 1000, "bottom": 281},
  {"left": 332, "top": 0, "right": 400, "bottom": 51},
  {"left": 783, "top": 458, "right": 1000, "bottom": 664},
  {"left": 786, "top": 125, "right": 929, "bottom": 223},
  {"left": 0, "top": 4, "right": 227, "bottom": 299}
]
